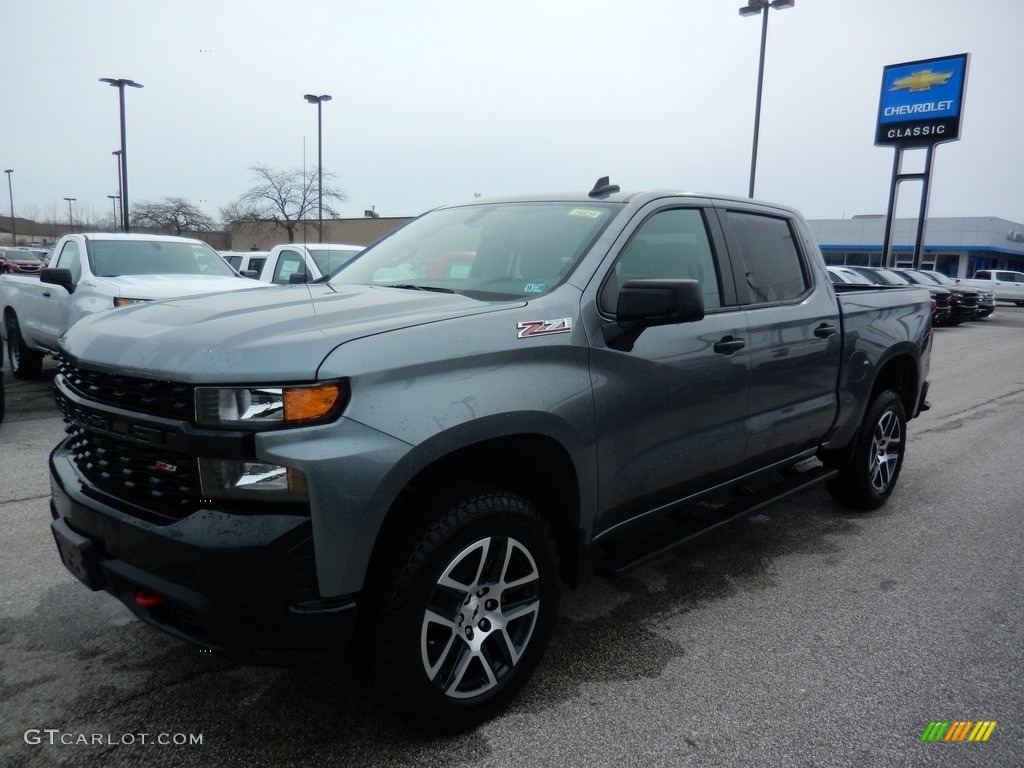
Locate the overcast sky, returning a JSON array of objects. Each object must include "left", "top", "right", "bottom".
[{"left": 2, "top": 0, "right": 1021, "bottom": 228}]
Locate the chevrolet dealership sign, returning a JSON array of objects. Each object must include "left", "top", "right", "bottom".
[{"left": 875, "top": 53, "right": 969, "bottom": 146}]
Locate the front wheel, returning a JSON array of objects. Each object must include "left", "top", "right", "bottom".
[
  {"left": 827, "top": 389, "right": 907, "bottom": 511},
  {"left": 359, "top": 486, "right": 559, "bottom": 733},
  {"left": 5, "top": 314, "right": 44, "bottom": 380}
]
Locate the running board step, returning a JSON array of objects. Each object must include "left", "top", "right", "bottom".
[{"left": 593, "top": 465, "right": 839, "bottom": 579}]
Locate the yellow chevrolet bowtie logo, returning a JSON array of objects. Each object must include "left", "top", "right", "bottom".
[{"left": 891, "top": 69, "right": 953, "bottom": 92}]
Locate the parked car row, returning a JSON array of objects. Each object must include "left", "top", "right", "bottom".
[
  {"left": 0, "top": 247, "right": 48, "bottom": 275},
  {"left": 827, "top": 265, "right": 994, "bottom": 326}
]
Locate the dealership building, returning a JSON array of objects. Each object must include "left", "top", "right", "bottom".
[{"left": 806, "top": 215, "right": 1024, "bottom": 278}]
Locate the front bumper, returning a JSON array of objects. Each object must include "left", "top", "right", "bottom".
[{"left": 50, "top": 443, "right": 357, "bottom": 664}]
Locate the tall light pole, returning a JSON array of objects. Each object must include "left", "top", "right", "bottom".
[
  {"left": 3, "top": 169, "right": 13, "bottom": 246},
  {"left": 107, "top": 195, "right": 120, "bottom": 230},
  {"left": 100, "top": 78, "right": 144, "bottom": 232},
  {"left": 739, "top": 0, "right": 794, "bottom": 199},
  {"left": 64, "top": 197, "right": 77, "bottom": 231},
  {"left": 304, "top": 93, "right": 332, "bottom": 243},
  {"left": 112, "top": 150, "right": 124, "bottom": 231}
]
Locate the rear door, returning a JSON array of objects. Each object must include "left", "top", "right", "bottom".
[
  {"left": 714, "top": 205, "right": 841, "bottom": 467},
  {"left": 589, "top": 202, "right": 751, "bottom": 532}
]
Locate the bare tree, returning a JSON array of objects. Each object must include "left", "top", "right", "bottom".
[
  {"left": 224, "top": 163, "right": 347, "bottom": 243},
  {"left": 131, "top": 197, "right": 216, "bottom": 235}
]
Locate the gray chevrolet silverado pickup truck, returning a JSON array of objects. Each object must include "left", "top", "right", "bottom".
[{"left": 49, "top": 181, "right": 931, "bottom": 732}]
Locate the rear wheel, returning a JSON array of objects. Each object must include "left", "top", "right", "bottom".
[
  {"left": 5, "top": 314, "right": 43, "bottom": 380},
  {"left": 359, "top": 486, "right": 559, "bottom": 733},
  {"left": 827, "top": 389, "right": 907, "bottom": 511}
]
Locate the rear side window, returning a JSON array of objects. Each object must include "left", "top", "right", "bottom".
[{"left": 724, "top": 211, "right": 808, "bottom": 304}]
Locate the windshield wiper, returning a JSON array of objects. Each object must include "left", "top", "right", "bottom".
[{"left": 385, "top": 284, "right": 455, "bottom": 294}]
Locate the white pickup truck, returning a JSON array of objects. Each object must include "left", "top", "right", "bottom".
[
  {"left": 230, "top": 242, "right": 364, "bottom": 284},
  {"left": 956, "top": 269, "right": 1024, "bottom": 306},
  {"left": 1, "top": 232, "right": 267, "bottom": 379}
]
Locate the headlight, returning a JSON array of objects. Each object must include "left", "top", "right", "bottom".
[
  {"left": 113, "top": 297, "right": 149, "bottom": 308},
  {"left": 194, "top": 382, "right": 347, "bottom": 428}
]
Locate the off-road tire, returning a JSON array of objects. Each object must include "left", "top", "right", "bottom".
[
  {"left": 358, "top": 485, "right": 559, "bottom": 734},
  {"left": 826, "top": 389, "right": 907, "bottom": 511}
]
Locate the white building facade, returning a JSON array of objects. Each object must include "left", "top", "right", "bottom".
[{"left": 807, "top": 216, "right": 1024, "bottom": 278}]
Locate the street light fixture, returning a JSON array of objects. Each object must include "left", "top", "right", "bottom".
[
  {"left": 64, "top": 197, "right": 77, "bottom": 230},
  {"left": 112, "top": 150, "right": 123, "bottom": 230},
  {"left": 738, "top": 0, "right": 794, "bottom": 199},
  {"left": 304, "top": 93, "right": 332, "bottom": 243},
  {"left": 100, "top": 77, "right": 144, "bottom": 232},
  {"left": 4, "top": 169, "right": 13, "bottom": 246}
]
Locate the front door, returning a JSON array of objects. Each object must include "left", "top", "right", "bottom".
[{"left": 589, "top": 204, "right": 751, "bottom": 533}]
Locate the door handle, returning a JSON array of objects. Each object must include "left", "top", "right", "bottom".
[
  {"left": 713, "top": 336, "right": 745, "bottom": 355},
  {"left": 42, "top": 291, "right": 52, "bottom": 298},
  {"left": 814, "top": 323, "right": 838, "bottom": 339}
]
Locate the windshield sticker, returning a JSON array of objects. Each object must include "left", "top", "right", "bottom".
[
  {"left": 524, "top": 282, "right": 546, "bottom": 293},
  {"left": 568, "top": 208, "right": 603, "bottom": 218},
  {"left": 517, "top": 318, "right": 572, "bottom": 339}
]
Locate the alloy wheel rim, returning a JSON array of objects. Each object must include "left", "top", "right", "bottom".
[
  {"left": 420, "top": 535, "right": 541, "bottom": 699},
  {"left": 869, "top": 409, "right": 902, "bottom": 493}
]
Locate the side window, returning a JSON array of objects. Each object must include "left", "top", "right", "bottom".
[
  {"left": 272, "top": 250, "right": 305, "bottom": 284},
  {"left": 974, "top": 270, "right": 990, "bottom": 280},
  {"left": 601, "top": 208, "right": 722, "bottom": 313},
  {"left": 55, "top": 241, "right": 82, "bottom": 283},
  {"left": 724, "top": 211, "right": 808, "bottom": 304},
  {"left": 227, "top": 255, "right": 242, "bottom": 270}
]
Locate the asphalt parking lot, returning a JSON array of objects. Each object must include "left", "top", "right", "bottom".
[{"left": 1, "top": 308, "right": 1022, "bottom": 768}]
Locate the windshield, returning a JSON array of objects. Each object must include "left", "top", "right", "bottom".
[
  {"left": 922, "top": 271, "right": 955, "bottom": 286},
  {"left": 894, "top": 270, "right": 933, "bottom": 286},
  {"left": 330, "top": 201, "right": 620, "bottom": 299},
  {"left": 831, "top": 267, "right": 873, "bottom": 285},
  {"left": 310, "top": 247, "right": 363, "bottom": 277},
  {"left": 87, "top": 240, "right": 237, "bottom": 278}
]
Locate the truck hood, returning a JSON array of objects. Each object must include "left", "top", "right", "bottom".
[
  {"left": 97, "top": 274, "right": 268, "bottom": 299},
  {"left": 60, "top": 283, "right": 522, "bottom": 382}
]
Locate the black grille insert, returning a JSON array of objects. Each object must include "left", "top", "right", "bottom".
[
  {"left": 60, "top": 360, "right": 194, "bottom": 421},
  {"left": 65, "top": 425, "right": 200, "bottom": 523}
]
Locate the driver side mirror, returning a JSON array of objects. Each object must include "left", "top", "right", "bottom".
[
  {"left": 603, "top": 278, "right": 704, "bottom": 350},
  {"left": 41, "top": 267, "right": 76, "bottom": 294}
]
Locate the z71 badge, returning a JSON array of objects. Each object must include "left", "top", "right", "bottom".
[{"left": 517, "top": 317, "right": 572, "bottom": 339}]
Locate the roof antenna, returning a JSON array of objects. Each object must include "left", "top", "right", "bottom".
[{"left": 589, "top": 176, "right": 620, "bottom": 198}]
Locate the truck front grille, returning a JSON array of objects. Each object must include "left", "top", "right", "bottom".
[
  {"left": 65, "top": 425, "right": 200, "bottom": 523},
  {"left": 60, "top": 359, "right": 194, "bottom": 420}
]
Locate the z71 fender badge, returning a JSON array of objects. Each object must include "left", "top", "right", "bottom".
[{"left": 517, "top": 317, "right": 572, "bottom": 339}]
